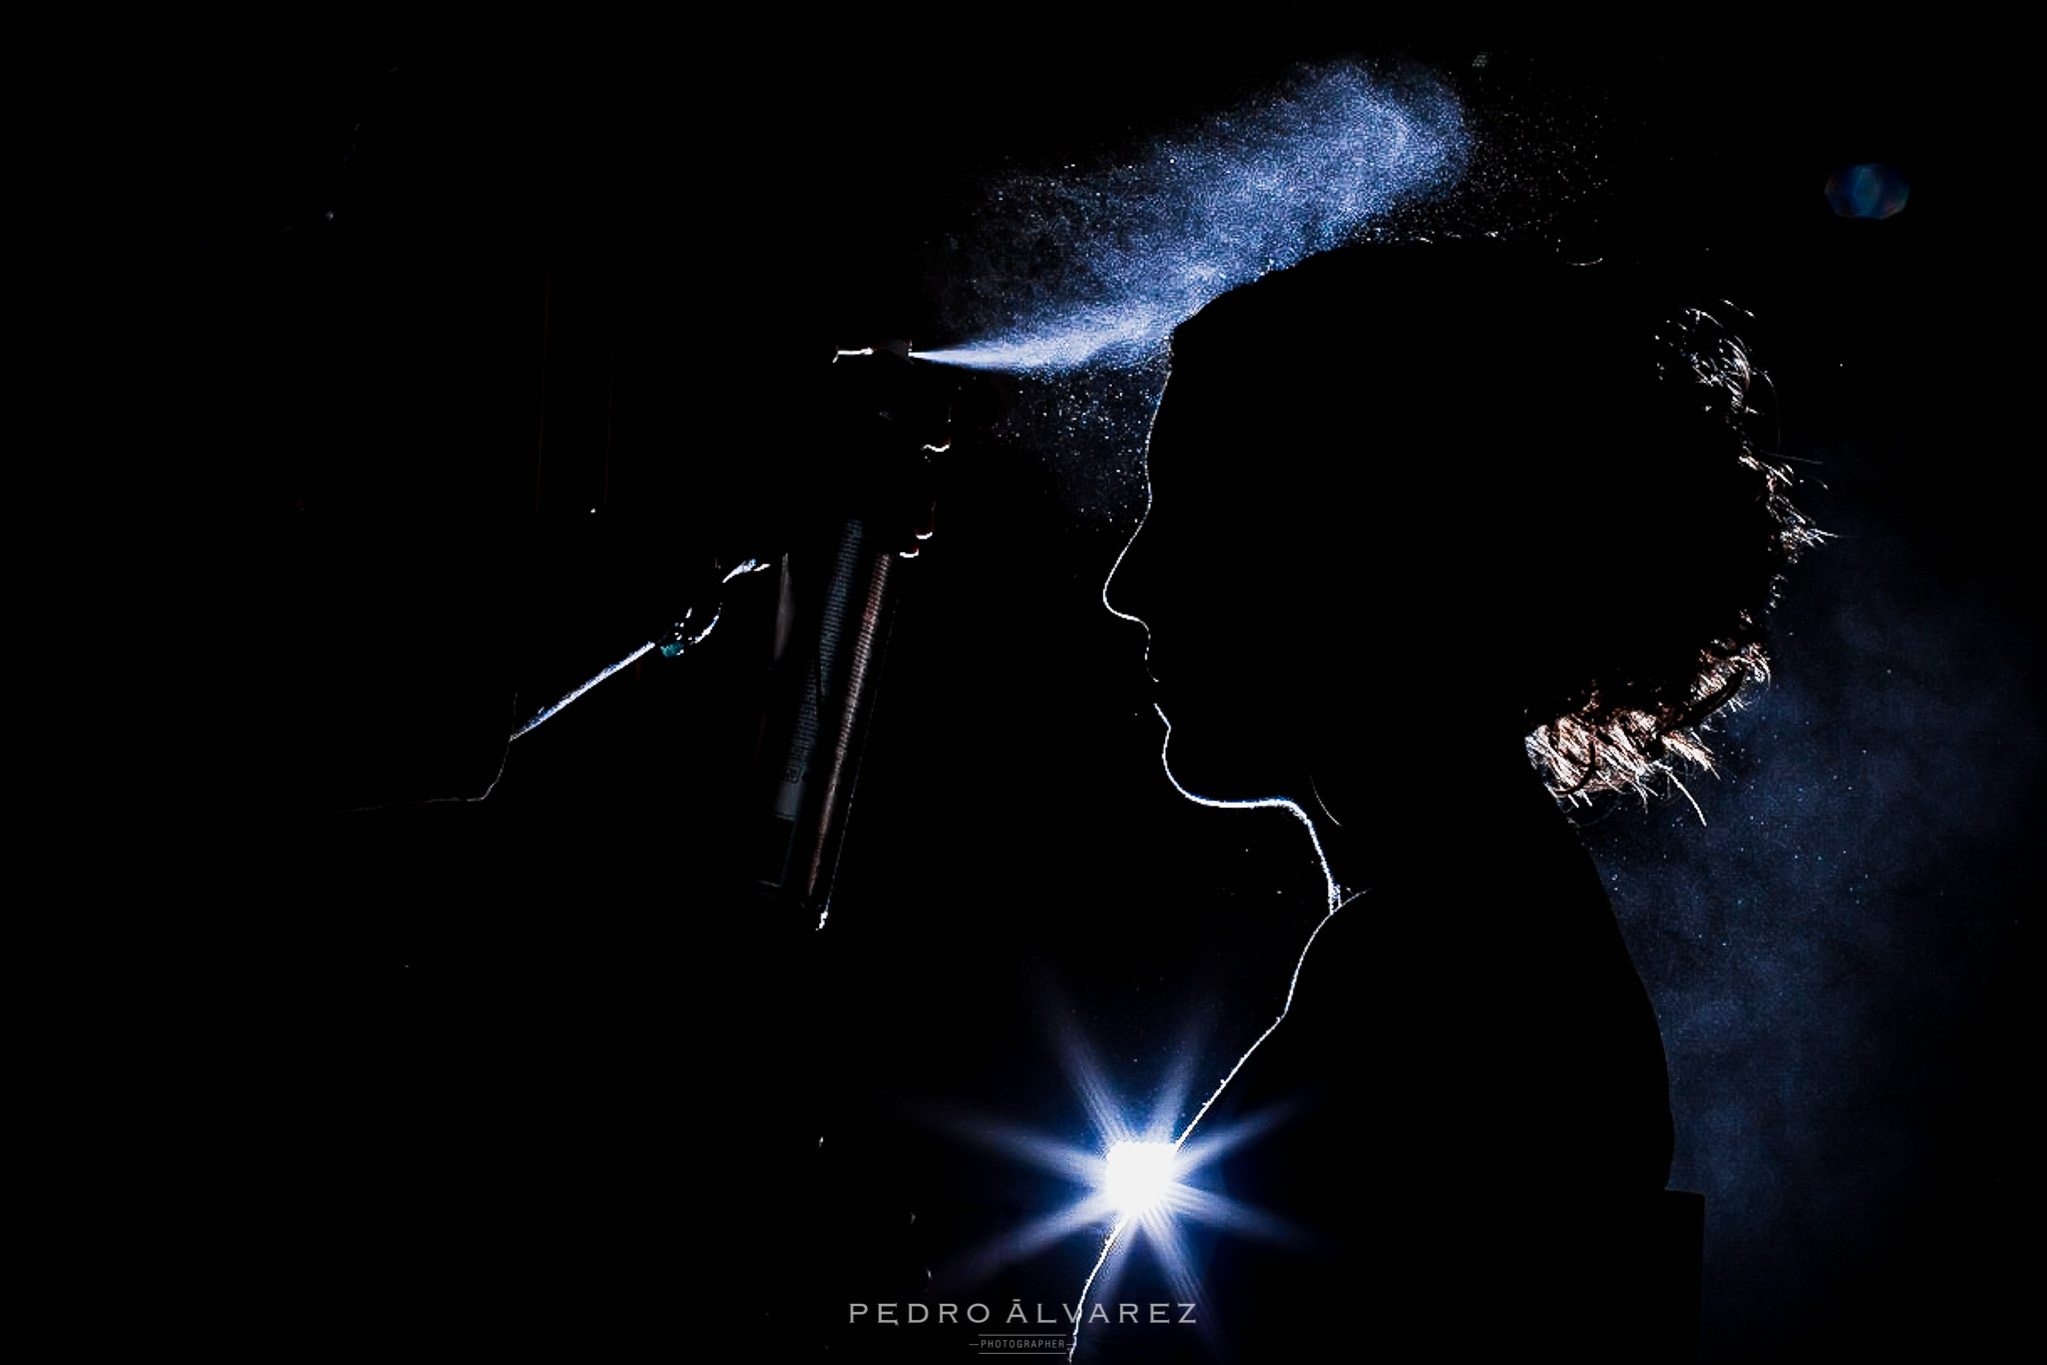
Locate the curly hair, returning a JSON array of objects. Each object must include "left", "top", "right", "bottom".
[{"left": 1522, "top": 304, "right": 1824, "bottom": 798}]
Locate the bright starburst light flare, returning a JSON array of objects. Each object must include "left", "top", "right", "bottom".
[
  {"left": 931, "top": 1000, "right": 1317, "bottom": 1348},
  {"left": 1104, "top": 1141, "right": 1178, "bottom": 1218}
]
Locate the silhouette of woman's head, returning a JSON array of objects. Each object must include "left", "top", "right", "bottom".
[{"left": 1108, "top": 243, "right": 1820, "bottom": 808}]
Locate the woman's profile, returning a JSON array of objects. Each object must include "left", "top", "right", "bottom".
[{"left": 1085, "top": 242, "right": 1820, "bottom": 1359}]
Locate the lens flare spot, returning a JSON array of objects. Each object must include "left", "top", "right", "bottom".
[
  {"left": 1824, "top": 162, "right": 1910, "bottom": 220},
  {"left": 1104, "top": 1141, "right": 1180, "bottom": 1218}
]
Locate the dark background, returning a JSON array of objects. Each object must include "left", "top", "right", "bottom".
[{"left": 162, "top": 27, "right": 2028, "bottom": 1359}]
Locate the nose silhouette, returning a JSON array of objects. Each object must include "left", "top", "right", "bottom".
[{"left": 1103, "top": 514, "right": 1156, "bottom": 634}]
